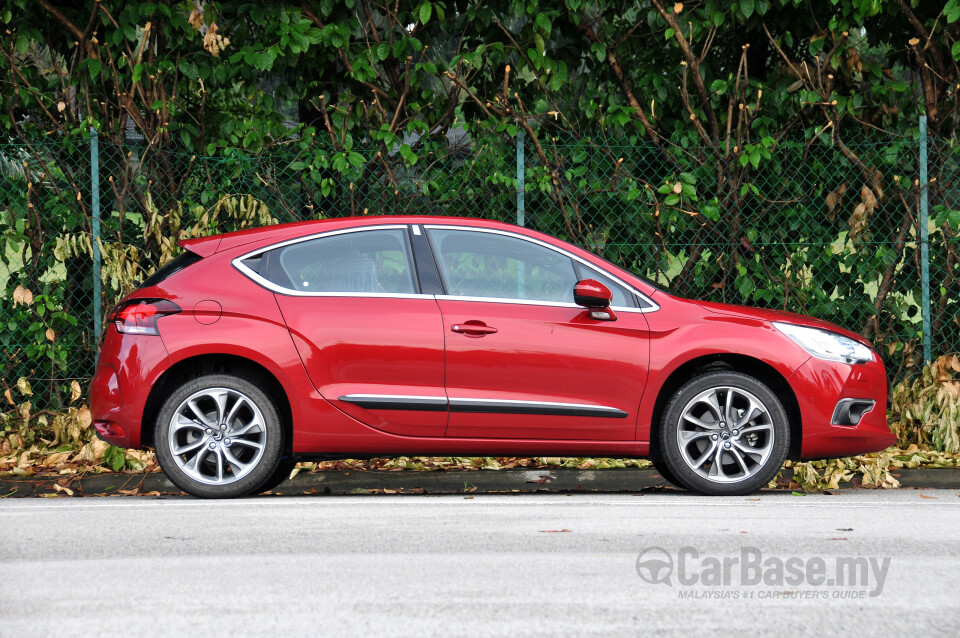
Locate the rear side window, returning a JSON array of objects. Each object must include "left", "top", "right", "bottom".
[
  {"left": 139, "top": 251, "right": 202, "bottom": 289},
  {"left": 263, "top": 228, "right": 417, "bottom": 294}
]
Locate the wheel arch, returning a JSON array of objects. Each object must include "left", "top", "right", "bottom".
[
  {"left": 141, "top": 353, "right": 293, "bottom": 455},
  {"left": 647, "top": 354, "right": 802, "bottom": 462}
]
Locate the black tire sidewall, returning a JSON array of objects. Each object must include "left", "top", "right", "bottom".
[
  {"left": 154, "top": 374, "right": 284, "bottom": 498},
  {"left": 660, "top": 371, "right": 789, "bottom": 496}
]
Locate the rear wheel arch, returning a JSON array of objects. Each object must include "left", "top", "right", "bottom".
[
  {"left": 141, "top": 354, "right": 293, "bottom": 456},
  {"left": 647, "top": 354, "right": 802, "bottom": 462}
]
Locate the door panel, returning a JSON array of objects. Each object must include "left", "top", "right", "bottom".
[
  {"left": 277, "top": 296, "right": 447, "bottom": 437},
  {"left": 438, "top": 300, "right": 649, "bottom": 440}
]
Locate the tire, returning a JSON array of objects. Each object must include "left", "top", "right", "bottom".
[
  {"left": 154, "top": 374, "right": 284, "bottom": 499},
  {"left": 257, "top": 459, "right": 297, "bottom": 494},
  {"left": 659, "top": 371, "right": 789, "bottom": 496},
  {"left": 650, "top": 457, "right": 682, "bottom": 488}
]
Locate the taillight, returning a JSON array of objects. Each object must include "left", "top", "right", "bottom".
[{"left": 107, "top": 299, "right": 181, "bottom": 335}]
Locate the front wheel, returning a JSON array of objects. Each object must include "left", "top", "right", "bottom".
[
  {"left": 154, "top": 374, "right": 284, "bottom": 498},
  {"left": 659, "top": 371, "right": 789, "bottom": 496}
]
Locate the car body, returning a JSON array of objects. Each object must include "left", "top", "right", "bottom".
[{"left": 89, "top": 216, "right": 894, "bottom": 497}]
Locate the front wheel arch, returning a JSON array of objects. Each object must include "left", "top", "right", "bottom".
[{"left": 647, "top": 354, "right": 802, "bottom": 463}]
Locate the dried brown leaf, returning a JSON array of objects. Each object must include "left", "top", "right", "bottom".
[
  {"left": 187, "top": 8, "right": 204, "bottom": 30},
  {"left": 12, "top": 285, "right": 33, "bottom": 306},
  {"left": 77, "top": 407, "right": 92, "bottom": 430}
]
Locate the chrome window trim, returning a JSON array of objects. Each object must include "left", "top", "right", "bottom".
[
  {"left": 232, "top": 222, "right": 660, "bottom": 312},
  {"left": 424, "top": 224, "right": 660, "bottom": 312},
  {"left": 232, "top": 224, "right": 433, "bottom": 298}
]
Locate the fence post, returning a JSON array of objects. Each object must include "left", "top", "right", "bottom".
[
  {"left": 516, "top": 130, "right": 525, "bottom": 227},
  {"left": 919, "top": 115, "right": 931, "bottom": 364},
  {"left": 90, "top": 127, "right": 102, "bottom": 340}
]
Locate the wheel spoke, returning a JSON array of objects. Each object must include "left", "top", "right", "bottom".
[
  {"left": 708, "top": 445, "right": 726, "bottom": 478},
  {"left": 230, "top": 420, "right": 263, "bottom": 437},
  {"left": 702, "top": 392, "right": 723, "bottom": 421},
  {"left": 680, "top": 430, "right": 714, "bottom": 443},
  {"left": 682, "top": 413, "right": 720, "bottom": 430},
  {"left": 184, "top": 445, "right": 208, "bottom": 474},
  {"left": 730, "top": 447, "right": 750, "bottom": 475},
  {"left": 172, "top": 436, "right": 208, "bottom": 456},
  {"left": 724, "top": 389, "right": 735, "bottom": 426},
  {"left": 735, "top": 402, "right": 765, "bottom": 428},
  {"left": 230, "top": 438, "right": 263, "bottom": 451},
  {"left": 223, "top": 447, "right": 251, "bottom": 473},
  {"left": 733, "top": 438, "right": 772, "bottom": 460},
  {"left": 691, "top": 440, "right": 719, "bottom": 469},
  {"left": 738, "top": 422, "right": 773, "bottom": 436},
  {"left": 212, "top": 391, "right": 231, "bottom": 426},
  {"left": 213, "top": 446, "right": 225, "bottom": 482},
  {"left": 186, "top": 400, "right": 215, "bottom": 427},
  {"left": 224, "top": 395, "right": 247, "bottom": 428}
]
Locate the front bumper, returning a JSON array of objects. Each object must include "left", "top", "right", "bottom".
[{"left": 789, "top": 355, "right": 895, "bottom": 459}]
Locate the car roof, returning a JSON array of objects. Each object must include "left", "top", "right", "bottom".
[{"left": 180, "top": 216, "right": 530, "bottom": 257}]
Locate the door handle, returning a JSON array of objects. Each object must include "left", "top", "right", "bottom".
[{"left": 451, "top": 322, "right": 498, "bottom": 336}]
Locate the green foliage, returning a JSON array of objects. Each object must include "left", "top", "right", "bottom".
[{"left": 1, "top": 0, "right": 959, "bottom": 404}]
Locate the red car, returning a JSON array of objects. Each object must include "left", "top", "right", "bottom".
[{"left": 89, "top": 216, "right": 894, "bottom": 497}]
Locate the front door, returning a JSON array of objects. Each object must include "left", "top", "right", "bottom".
[{"left": 425, "top": 226, "right": 650, "bottom": 440}]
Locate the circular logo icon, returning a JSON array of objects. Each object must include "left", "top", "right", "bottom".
[{"left": 636, "top": 547, "right": 674, "bottom": 586}]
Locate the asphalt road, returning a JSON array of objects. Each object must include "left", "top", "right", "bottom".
[{"left": 2, "top": 491, "right": 959, "bottom": 637}]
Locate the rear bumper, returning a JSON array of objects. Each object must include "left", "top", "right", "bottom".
[
  {"left": 790, "top": 355, "right": 895, "bottom": 459},
  {"left": 89, "top": 330, "right": 173, "bottom": 448}
]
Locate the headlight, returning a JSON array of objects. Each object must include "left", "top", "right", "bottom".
[{"left": 772, "top": 322, "right": 874, "bottom": 364}]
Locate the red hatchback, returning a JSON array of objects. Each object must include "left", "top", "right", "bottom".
[{"left": 89, "top": 216, "right": 894, "bottom": 497}]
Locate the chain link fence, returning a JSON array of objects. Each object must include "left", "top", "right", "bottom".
[{"left": 2, "top": 124, "right": 958, "bottom": 407}]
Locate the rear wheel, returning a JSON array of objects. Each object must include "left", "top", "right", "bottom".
[
  {"left": 659, "top": 371, "right": 789, "bottom": 496},
  {"left": 154, "top": 374, "right": 284, "bottom": 499}
]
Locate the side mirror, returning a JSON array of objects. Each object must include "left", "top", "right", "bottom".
[{"left": 573, "top": 279, "right": 616, "bottom": 321}]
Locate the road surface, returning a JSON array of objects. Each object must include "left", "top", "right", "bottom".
[{"left": 2, "top": 491, "right": 959, "bottom": 636}]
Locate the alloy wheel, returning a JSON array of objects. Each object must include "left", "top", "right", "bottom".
[{"left": 167, "top": 387, "right": 267, "bottom": 485}]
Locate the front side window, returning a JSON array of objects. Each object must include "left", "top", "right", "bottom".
[
  {"left": 575, "top": 263, "right": 636, "bottom": 308},
  {"left": 428, "top": 228, "right": 579, "bottom": 303},
  {"left": 264, "top": 228, "right": 416, "bottom": 294}
]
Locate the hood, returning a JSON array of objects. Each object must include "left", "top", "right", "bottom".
[{"left": 693, "top": 299, "right": 872, "bottom": 347}]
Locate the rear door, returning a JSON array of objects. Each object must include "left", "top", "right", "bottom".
[
  {"left": 241, "top": 225, "right": 447, "bottom": 437},
  {"left": 425, "top": 225, "right": 651, "bottom": 441}
]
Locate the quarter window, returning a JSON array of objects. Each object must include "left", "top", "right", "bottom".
[{"left": 264, "top": 228, "right": 416, "bottom": 294}]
